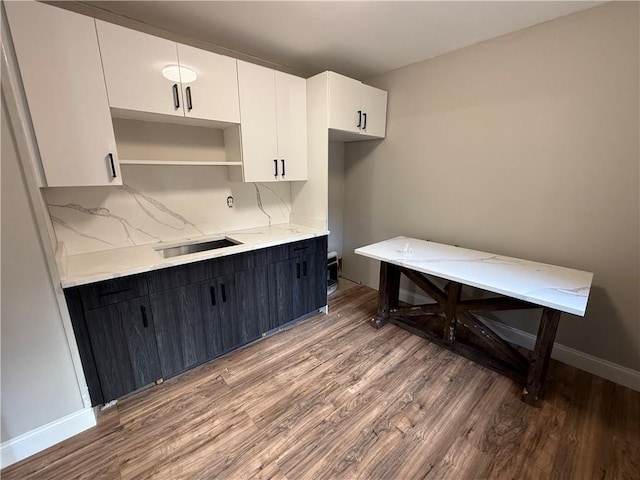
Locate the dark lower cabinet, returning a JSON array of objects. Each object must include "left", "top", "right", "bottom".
[
  {"left": 231, "top": 266, "right": 270, "bottom": 345},
  {"left": 67, "top": 236, "right": 328, "bottom": 406},
  {"left": 85, "top": 296, "right": 162, "bottom": 402},
  {"left": 270, "top": 238, "right": 328, "bottom": 329},
  {"left": 298, "top": 248, "right": 327, "bottom": 315},
  {"left": 211, "top": 274, "right": 243, "bottom": 351},
  {"left": 268, "top": 259, "right": 296, "bottom": 329},
  {"left": 150, "top": 280, "right": 221, "bottom": 379}
]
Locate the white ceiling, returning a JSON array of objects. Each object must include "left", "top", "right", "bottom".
[{"left": 78, "top": 1, "right": 605, "bottom": 80}]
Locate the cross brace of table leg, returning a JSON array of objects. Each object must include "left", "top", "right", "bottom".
[{"left": 373, "top": 261, "right": 563, "bottom": 404}]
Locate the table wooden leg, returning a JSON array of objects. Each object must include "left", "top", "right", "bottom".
[
  {"left": 522, "top": 307, "right": 561, "bottom": 404},
  {"left": 372, "top": 261, "right": 400, "bottom": 329},
  {"left": 443, "top": 282, "right": 462, "bottom": 344}
]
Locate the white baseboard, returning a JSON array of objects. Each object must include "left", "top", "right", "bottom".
[
  {"left": 398, "top": 288, "right": 640, "bottom": 392},
  {"left": 1, "top": 407, "right": 96, "bottom": 469}
]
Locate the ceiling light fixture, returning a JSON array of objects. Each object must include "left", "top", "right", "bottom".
[{"left": 161, "top": 65, "right": 197, "bottom": 83}]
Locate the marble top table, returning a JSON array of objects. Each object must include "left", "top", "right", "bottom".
[
  {"left": 355, "top": 236, "right": 593, "bottom": 316},
  {"left": 355, "top": 236, "right": 594, "bottom": 404}
]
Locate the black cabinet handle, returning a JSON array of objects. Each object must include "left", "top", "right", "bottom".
[
  {"left": 108, "top": 153, "right": 117, "bottom": 178},
  {"left": 274, "top": 159, "right": 278, "bottom": 177},
  {"left": 293, "top": 246, "right": 309, "bottom": 251},
  {"left": 221, "top": 283, "right": 227, "bottom": 303},
  {"left": 98, "top": 288, "right": 130, "bottom": 297},
  {"left": 363, "top": 112, "right": 367, "bottom": 130},
  {"left": 303, "top": 260, "right": 307, "bottom": 277},
  {"left": 357, "top": 110, "right": 362, "bottom": 128},
  {"left": 281, "top": 159, "right": 285, "bottom": 177},
  {"left": 210, "top": 286, "right": 216, "bottom": 306},
  {"left": 296, "top": 262, "right": 301, "bottom": 279},
  {"left": 186, "top": 86, "right": 193, "bottom": 111},
  {"left": 141, "top": 305, "right": 149, "bottom": 328},
  {"left": 172, "top": 84, "right": 180, "bottom": 109}
]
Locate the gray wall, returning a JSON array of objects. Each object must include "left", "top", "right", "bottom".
[
  {"left": 1, "top": 95, "right": 85, "bottom": 442},
  {"left": 342, "top": 2, "right": 639, "bottom": 371}
]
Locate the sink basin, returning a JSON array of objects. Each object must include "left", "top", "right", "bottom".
[{"left": 155, "top": 238, "right": 241, "bottom": 258}]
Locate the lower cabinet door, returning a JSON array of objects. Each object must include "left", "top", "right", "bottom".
[
  {"left": 218, "top": 272, "right": 263, "bottom": 351},
  {"left": 292, "top": 253, "right": 326, "bottom": 320},
  {"left": 150, "top": 281, "right": 222, "bottom": 379},
  {"left": 235, "top": 266, "right": 270, "bottom": 338},
  {"left": 268, "top": 258, "right": 296, "bottom": 329},
  {"left": 85, "top": 297, "right": 162, "bottom": 402},
  {"left": 305, "top": 248, "right": 328, "bottom": 313}
]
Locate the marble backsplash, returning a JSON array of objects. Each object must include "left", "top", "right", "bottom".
[{"left": 45, "top": 165, "right": 292, "bottom": 256}]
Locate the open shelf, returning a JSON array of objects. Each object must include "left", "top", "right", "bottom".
[
  {"left": 119, "top": 159, "right": 242, "bottom": 166},
  {"left": 112, "top": 115, "right": 242, "bottom": 167}
]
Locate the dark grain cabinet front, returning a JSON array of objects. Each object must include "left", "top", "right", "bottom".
[
  {"left": 65, "top": 236, "right": 328, "bottom": 406},
  {"left": 150, "top": 280, "right": 221, "bottom": 379},
  {"left": 84, "top": 296, "right": 162, "bottom": 402}
]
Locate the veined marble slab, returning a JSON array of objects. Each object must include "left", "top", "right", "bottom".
[
  {"left": 60, "top": 224, "right": 328, "bottom": 288},
  {"left": 355, "top": 236, "right": 593, "bottom": 316},
  {"left": 45, "top": 165, "right": 293, "bottom": 256}
]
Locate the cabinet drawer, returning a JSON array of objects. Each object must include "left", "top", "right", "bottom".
[
  {"left": 148, "top": 255, "right": 235, "bottom": 292},
  {"left": 289, "top": 237, "right": 325, "bottom": 257},
  {"left": 263, "top": 237, "right": 325, "bottom": 264},
  {"left": 79, "top": 275, "right": 149, "bottom": 310}
]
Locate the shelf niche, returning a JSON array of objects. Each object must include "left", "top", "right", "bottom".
[{"left": 112, "top": 115, "right": 241, "bottom": 166}]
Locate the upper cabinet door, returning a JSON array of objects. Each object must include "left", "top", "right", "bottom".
[
  {"left": 237, "top": 61, "right": 279, "bottom": 182},
  {"left": 360, "top": 84, "right": 388, "bottom": 138},
  {"left": 96, "top": 20, "right": 183, "bottom": 117},
  {"left": 328, "top": 72, "right": 362, "bottom": 134},
  {"left": 177, "top": 44, "right": 240, "bottom": 123},
  {"left": 275, "top": 72, "right": 307, "bottom": 181},
  {"left": 327, "top": 71, "right": 387, "bottom": 141},
  {"left": 5, "top": 1, "right": 121, "bottom": 187}
]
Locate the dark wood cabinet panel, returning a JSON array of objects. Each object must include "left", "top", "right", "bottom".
[
  {"left": 79, "top": 274, "right": 148, "bottom": 310},
  {"left": 216, "top": 274, "right": 247, "bottom": 351},
  {"left": 307, "top": 244, "right": 328, "bottom": 312},
  {"left": 150, "top": 281, "right": 221, "bottom": 379},
  {"left": 64, "top": 288, "right": 104, "bottom": 406},
  {"left": 234, "top": 266, "right": 270, "bottom": 339},
  {"left": 85, "top": 297, "right": 161, "bottom": 402},
  {"left": 269, "top": 237, "right": 327, "bottom": 328},
  {"left": 268, "top": 259, "right": 296, "bottom": 329},
  {"left": 148, "top": 255, "right": 235, "bottom": 293}
]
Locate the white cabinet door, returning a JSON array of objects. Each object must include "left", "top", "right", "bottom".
[
  {"left": 177, "top": 44, "right": 240, "bottom": 123},
  {"left": 327, "top": 71, "right": 387, "bottom": 140},
  {"left": 237, "top": 61, "right": 278, "bottom": 182},
  {"left": 6, "top": 1, "right": 121, "bottom": 187},
  {"left": 328, "top": 72, "right": 361, "bottom": 134},
  {"left": 275, "top": 72, "right": 307, "bottom": 181},
  {"left": 96, "top": 21, "right": 183, "bottom": 117},
  {"left": 360, "top": 84, "right": 388, "bottom": 138}
]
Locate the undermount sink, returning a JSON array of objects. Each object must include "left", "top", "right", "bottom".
[{"left": 155, "top": 238, "right": 241, "bottom": 258}]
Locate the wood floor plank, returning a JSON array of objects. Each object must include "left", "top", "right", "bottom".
[{"left": 2, "top": 285, "right": 638, "bottom": 480}]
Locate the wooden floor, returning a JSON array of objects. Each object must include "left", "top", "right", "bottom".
[{"left": 4, "top": 286, "right": 639, "bottom": 480}]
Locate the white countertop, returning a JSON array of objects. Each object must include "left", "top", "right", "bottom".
[
  {"left": 355, "top": 236, "right": 593, "bottom": 316},
  {"left": 59, "top": 224, "right": 329, "bottom": 288}
]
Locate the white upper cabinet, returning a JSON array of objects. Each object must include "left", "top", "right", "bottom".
[
  {"left": 360, "top": 84, "right": 388, "bottom": 138},
  {"left": 236, "top": 62, "right": 307, "bottom": 182},
  {"left": 327, "top": 72, "right": 362, "bottom": 134},
  {"left": 327, "top": 71, "right": 387, "bottom": 141},
  {"left": 275, "top": 71, "right": 308, "bottom": 181},
  {"left": 5, "top": 1, "right": 121, "bottom": 187},
  {"left": 96, "top": 21, "right": 240, "bottom": 123},
  {"left": 236, "top": 61, "right": 278, "bottom": 182},
  {"left": 176, "top": 44, "right": 240, "bottom": 123},
  {"left": 96, "top": 21, "right": 184, "bottom": 117}
]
